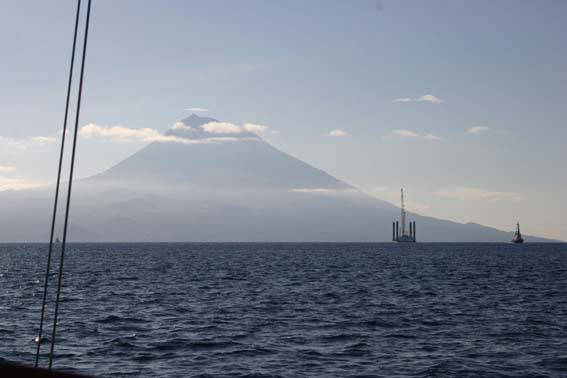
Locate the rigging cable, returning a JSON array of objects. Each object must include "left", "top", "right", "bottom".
[
  {"left": 48, "top": 0, "right": 92, "bottom": 370},
  {"left": 34, "top": 0, "right": 82, "bottom": 368}
]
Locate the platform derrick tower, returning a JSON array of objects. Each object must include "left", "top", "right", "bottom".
[{"left": 392, "top": 188, "right": 416, "bottom": 243}]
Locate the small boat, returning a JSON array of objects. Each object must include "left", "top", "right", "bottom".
[{"left": 511, "top": 223, "right": 524, "bottom": 244}]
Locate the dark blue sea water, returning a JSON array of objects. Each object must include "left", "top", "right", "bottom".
[{"left": 1, "top": 243, "right": 567, "bottom": 377}]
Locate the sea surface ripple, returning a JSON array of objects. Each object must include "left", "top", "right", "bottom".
[{"left": 1, "top": 243, "right": 566, "bottom": 377}]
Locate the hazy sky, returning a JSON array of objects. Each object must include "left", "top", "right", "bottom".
[{"left": 1, "top": 0, "right": 566, "bottom": 240}]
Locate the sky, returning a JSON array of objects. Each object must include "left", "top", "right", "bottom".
[{"left": 0, "top": 0, "right": 566, "bottom": 240}]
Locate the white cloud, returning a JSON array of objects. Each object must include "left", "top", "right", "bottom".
[
  {"left": 467, "top": 126, "right": 490, "bottom": 134},
  {"left": 435, "top": 187, "right": 524, "bottom": 201},
  {"left": 423, "top": 134, "right": 443, "bottom": 141},
  {"left": 0, "top": 166, "right": 17, "bottom": 173},
  {"left": 392, "top": 129, "right": 420, "bottom": 138},
  {"left": 0, "top": 176, "right": 42, "bottom": 191},
  {"left": 82, "top": 122, "right": 271, "bottom": 143},
  {"left": 0, "top": 135, "right": 58, "bottom": 149},
  {"left": 420, "top": 94, "right": 443, "bottom": 103},
  {"left": 393, "top": 94, "right": 443, "bottom": 103},
  {"left": 185, "top": 107, "right": 209, "bottom": 112},
  {"left": 80, "top": 123, "right": 175, "bottom": 142},
  {"left": 328, "top": 129, "right": 350, "bottom": 137},
  {"left": 172, "top": 122, "right": 196, "bottom": 131},
  {"left": 32, "top": 136, "right": 58, "bottom": 144},
  {"left": 79, "top": 123, "right": 259, "bottom": 145},
  {"left": 390, "top": 129, "right": 443, "bottom": 140},
  {"left": 201, "top": 122, "right": 242, "bottom": 134},
  {"left": 243, "top": 123, "right": 269, "bottom": 133}
]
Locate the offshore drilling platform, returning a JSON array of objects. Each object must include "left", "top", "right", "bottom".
[{"left": 392, "top": 188, "right": 416, "bottom": 243}]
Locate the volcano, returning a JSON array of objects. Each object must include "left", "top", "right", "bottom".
[
  {"left": 86, "top": 114, "right": 351, "bottom": 191},
  {"left": 0, "top": 115, "right": 556, "bottom": 242}
]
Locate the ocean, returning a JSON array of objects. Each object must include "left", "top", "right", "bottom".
[{"left": 1, "top": 243, "right": 566, "bottom": 377}]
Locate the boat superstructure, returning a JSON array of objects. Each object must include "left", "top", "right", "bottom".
[{"left": 511, "top": 223, "right": 524, "bottom": 244}]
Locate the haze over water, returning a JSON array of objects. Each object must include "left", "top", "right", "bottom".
[{"left": 2, "top": 242, "right": 566, "bottom": 377}]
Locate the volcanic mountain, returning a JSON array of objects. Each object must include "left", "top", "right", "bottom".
[
  {"left": 0, "top": 115, "right": 555, "bottom": 242},
  {"left": 86, "top": 114, "right": 351, "bottom": 191}
]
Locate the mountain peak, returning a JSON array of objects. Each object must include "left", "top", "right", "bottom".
[
  {"left": 168, "top": 115, "right": 257, "bottom": 140},
  {"left": 180, "top": 114, "right": 218, "bottom": 127}
]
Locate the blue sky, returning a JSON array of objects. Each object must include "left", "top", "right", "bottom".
[{"left": 1, "top": 0, "right": 566, "bottom": 240}]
